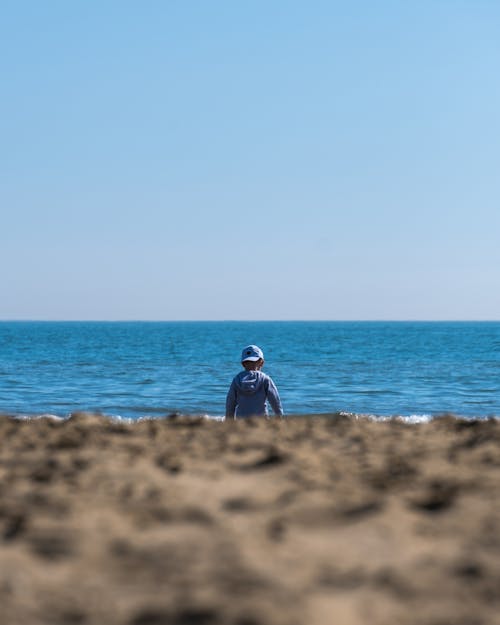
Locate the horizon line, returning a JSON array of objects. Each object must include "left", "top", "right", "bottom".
[{"left": 1, "top": 319, "right": 499, "bottom": 323}]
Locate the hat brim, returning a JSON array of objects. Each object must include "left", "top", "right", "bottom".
[{"left": 242, "top": 356, "right": 261, "bottom": 362}]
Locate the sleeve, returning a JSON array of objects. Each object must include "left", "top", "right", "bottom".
[
  {"left": 266, "top": 377, "right": 284, "bottom": 417},
  {"left": 225, "top": 379, "right": 237, "bottom": 419}
]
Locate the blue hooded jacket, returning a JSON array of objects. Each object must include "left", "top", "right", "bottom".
[{"left": 225, "top": 370, "right": 284, "bottom": 419}]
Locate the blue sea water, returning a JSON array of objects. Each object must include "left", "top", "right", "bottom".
[{"left": 0, "top": 321, "right": 499, "bottom": 421}]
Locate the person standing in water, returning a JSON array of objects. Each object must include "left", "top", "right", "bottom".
[{"left": 225, "top": 345, "right": 284, "bottom": 419}]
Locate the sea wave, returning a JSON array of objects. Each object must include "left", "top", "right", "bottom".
[{"left": 2, "top": 411, "right": 498, "bottom": 424}]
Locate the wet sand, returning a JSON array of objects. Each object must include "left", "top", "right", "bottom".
[{"left": 1, "top": 413, "right": 500, "bottom": 625}]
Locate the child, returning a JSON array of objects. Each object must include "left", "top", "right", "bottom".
[{"left": 225, "top": 345, "right": 284, "bottom": 419}]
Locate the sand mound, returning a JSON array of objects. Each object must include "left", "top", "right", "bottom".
[{"left": 1, "top": 414, "right": 500, "bottom": 625}]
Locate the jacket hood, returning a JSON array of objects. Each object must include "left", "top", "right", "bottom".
[{"left": 234, "top": 370, "right": 267, "bottom": 395}]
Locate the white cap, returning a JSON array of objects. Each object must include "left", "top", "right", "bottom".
[{"left": 241, "top": 345, "right": 264, "bottom": 362}]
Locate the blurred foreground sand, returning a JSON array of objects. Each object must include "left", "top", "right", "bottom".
[{"left": 1, "top": 414, "right": 500, "bottom": 625}]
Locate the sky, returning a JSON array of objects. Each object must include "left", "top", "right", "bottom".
[{"left": 1, "top": 0, "right": 499, "bottom": 321}]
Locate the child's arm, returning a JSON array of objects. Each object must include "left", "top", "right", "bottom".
[
  {"left": 267, "top": 378, "right": 284, "bottom": 417},
  {"left": 225, "top": 380, "right": 237, "bottom": 419}
]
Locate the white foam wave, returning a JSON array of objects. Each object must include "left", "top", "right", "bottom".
[
  {"left": 3, "top": 411, "right": 498, "bottom": 424},
  {"left": 10, "top": 413, "right": 67, "bottom": 422}
]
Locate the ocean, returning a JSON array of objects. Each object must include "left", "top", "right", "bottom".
[{"left": 0, "top": 321, "right": 499, "bottom": 421}]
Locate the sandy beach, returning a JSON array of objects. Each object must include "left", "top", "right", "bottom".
[{"left": 1, "top": 413, "right": 500, "bottom": 625}]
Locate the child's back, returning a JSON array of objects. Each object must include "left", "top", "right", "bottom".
[{"left": 225, "top": 345, "right": 284, "bottom": 419}]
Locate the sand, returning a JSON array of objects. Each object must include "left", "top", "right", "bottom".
[{"left": 1, "top": 413, "right": 500, "bottom": 625}]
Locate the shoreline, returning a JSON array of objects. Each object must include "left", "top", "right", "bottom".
[
  {"left": 3, "top": 410, "right": 500, "bottom": 424},
  {"left": 2, "top": 414, "right": 500, "bottom": 624}
]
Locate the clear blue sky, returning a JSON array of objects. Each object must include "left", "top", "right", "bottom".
[{"left": 2, "top": 1, "right": 499, "bottom": 320}]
